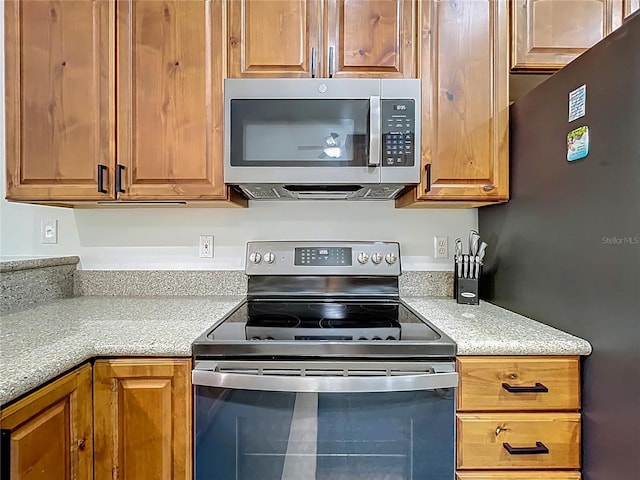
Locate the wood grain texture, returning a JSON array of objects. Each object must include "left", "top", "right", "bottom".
[
  {"left": 399, "top": 0, "right": 508, "bottom": 205},
  {"left": 93, "top": 358, "right": 191, "bottom": 480},
  {"left": 457, "top": 356, "right": 581, "bottom": 411},
  {"left": 457, "top": 412, "right": 581, "bottom": 470},
  {"left": 0, "top": 364, "right": 93, "bottom": 480},
  {"left": 325, "top": 0, "right": 416, "bottom": 77},
  {"left": 510, "top": 0, "right": 630, "bottom": 70},
  {"left": 4, "top": 0, "right": 115, "bottom": 201},
  {"left": 117, "top": 0, "right": 227, "bottom": 200},
  {"left": 457, "top": 472, "right": 582, "bottom": 479},
  {"left": 228, "top": 0, "right": 322, "bottom": 77}
]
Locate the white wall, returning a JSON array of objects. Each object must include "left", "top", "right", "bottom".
[{"left": 0, "top": 4, "right": 477, "bottom": 270}]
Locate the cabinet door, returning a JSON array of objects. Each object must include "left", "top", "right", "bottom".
[
  {"left": 457, "top": 412, "right": 581, "bottom": 470},
  {"left": 116, "top": 0, "right": 226, "bottom": 199},
  {"left": 325, "top": 0, "right": 416, "bottom": 78},
  {"left": 398, "top": 0, "right": 508, "bottom": 206},
  {"left": 228, "top": 0, "right": 322, "bottom": 77},
  {"left": 93, "top": 358, "right": 191, "bottom": 480},
  {"left": 511, "top": 0, "right": 625, "bottom": 70},
  {"left": 4, "top": 0, "right": 115, "bottom": 201},
  {"left": 0, "top": 364, "right": 93, "bottom": 480}
]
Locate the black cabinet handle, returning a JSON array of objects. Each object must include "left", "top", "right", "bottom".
[
  {"left": 115, "top": 164, "right": 126, "bottom": 193},
  {"left": 425, "top": 163, "right": 431, "bottom": 192},
  {"left": 311, "top": 47, "right": 316, "bottom": 78},
  {"left": 1, "top": 430, "right": 10, "bottom": 480},
  {"left": 503, "top": 441, "right": 549, "bottom": 455},
  {"left": 97, "top": 164, "right": 108, "bottom": 193},
  {"left": 502, "top": 382, "right": 548, "bottom": 393}
]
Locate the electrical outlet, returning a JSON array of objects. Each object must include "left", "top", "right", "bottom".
[
  {"left": 434, "top": 236, "right": 448, "bottom": 259},
  {"left": 199, "top": 235, "right": 214, "bottom": 258},
  {"left": 41, "top": 220, "right": 58, "bottom": 244}
]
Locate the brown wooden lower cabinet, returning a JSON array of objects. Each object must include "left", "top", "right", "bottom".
[
  {"left": 457, "top": 413, "right": 581, "bottom": 470},
  {"left": 0, "top": 364, "right": 93, "bottom": 480},
  {"left": 93, "top": 358, "right": 192, "bottom": 480},
  {"left": 457, "top": 472, "right": 581, "bottom": 479}
]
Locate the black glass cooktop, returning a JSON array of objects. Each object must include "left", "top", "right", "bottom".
[{"left": 205, "top": 299, "right": 443, "bottom": 342}]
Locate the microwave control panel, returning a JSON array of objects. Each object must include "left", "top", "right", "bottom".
[{"left": 381, "top": 99, "right": 416, "bottom": 167}]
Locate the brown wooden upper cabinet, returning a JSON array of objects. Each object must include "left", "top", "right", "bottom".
[
  {"left": 5, "top": 0, "right": 243, "bottom": 205},
  {"left": 4, "top": 0, "right": 115, "bottom": 201},
  {"left": 396, "top": 0, "right": 509, "bottom": 207},
  {"left": 511, "top": 0, "right": 640, "bottom": 71},
  {"left": 116, "top": 0, "right": 228, "bottom": 200},
  {"left": 228, "top": 0, "right": 417, "bottom": 78}
]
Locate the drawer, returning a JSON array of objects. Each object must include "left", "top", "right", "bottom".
[
  {"left": 457, "top": 357, "right": 580, "bottom": 411},
  {"left": 457, "top": 413, "right": 581, "bottom": 470},
  {"left": 457, "top": 472, "right": 581, "bottom": 479}
]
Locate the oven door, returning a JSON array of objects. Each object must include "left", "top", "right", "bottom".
[
  {"left": 224, "top": 79, "right": 382, "bottom": 186},
  {"left": 193, "top": 361, "right": 457, "bottom": 480}
]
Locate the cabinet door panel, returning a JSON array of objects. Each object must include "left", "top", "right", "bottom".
[
  {"left": 457, "top": 472, "right": 582, "bottom": 479},
  {"left": 326, "top": 0, "right": 416, "bottom": 77},
  {"left": 93, "top": 358, "right": 191, "bottom": 480},
  {"left": 228, "top": 0, "right": 321, "bottom": 77},
  {"left": 417, "top": 0, "right": 508, "bottom": 201},
  {"left": 5, "top": 0, "right": 115, "bottom": 200},
  {"left": 0, "top": 364, "right": 93, "bottom": 480},
  {"left": 117, "top": 0, "right": 225, "bottom": 199},
  {"left": 457, "top": 413, "right": 581, "bottom": 470},
  {"left": 511, "top": 0, "right": 625, "bottom": 70},
  {"left": 457, "top": 356, "right": 580, "bottom": 411}
]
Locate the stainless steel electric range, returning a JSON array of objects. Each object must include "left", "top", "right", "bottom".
[{"left": 192, "top": 241, "right": 457, "bottom": 480}]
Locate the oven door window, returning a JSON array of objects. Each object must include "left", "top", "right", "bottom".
[
  {"left": 230, "top": 99, "right": 370, "bottom": 167},
  {"left": 195, "top": 386, "right": 454, "bottom": 480}
]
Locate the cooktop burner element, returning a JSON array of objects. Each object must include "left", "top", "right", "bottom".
[
  {"left": 244, "top": 301, "right": 402, "bottom": 341},
  {"left": 192, "top": 241, "right": 456, "bottom": 359}
]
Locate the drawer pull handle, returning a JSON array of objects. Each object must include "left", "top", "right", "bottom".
[
  {"left": 503, "top": 441, "right": 549, "bottom": 455},
  {"left": 502, "top": 382, "right": 548, "bottom": 393}
]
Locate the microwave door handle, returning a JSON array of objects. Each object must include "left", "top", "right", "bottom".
[
  {"left": 369, "top": 96, "right": 381, "bottom": 167},
  {"left": 192, "top": 368, "right": 458, "bottom": 393}
]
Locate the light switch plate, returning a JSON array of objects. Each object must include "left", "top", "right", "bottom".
[{"left": 41, "top": 220, "right": 58, "bottom": 244}]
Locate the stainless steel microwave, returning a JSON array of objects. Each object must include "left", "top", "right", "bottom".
[{"left": 224, "top": 78, "right": 421, "bottom": 200}]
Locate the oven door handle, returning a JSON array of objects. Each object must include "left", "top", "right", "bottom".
[{"left": 192, "top": 368, "right": 458, "bottom": 393}]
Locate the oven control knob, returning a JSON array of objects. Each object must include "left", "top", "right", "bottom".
[
  {"left": 371, "top": 253, "right": 383, "bottom": 264},
  {"left": 358, "top": 336, "right": 368, "bottom": 341},
  {"left": 372, "top": 336, "right": 382, "bottom": 341},
  {"left": 264, "top": 252, "right": 275, "bottom": 264},
  {"left": 385, "top": 253, "right": 397, "bottom": 265},
  {"left": 249, "top": 252, "right": 262, "bottom": 264},
  {"left": 357, "top": 252, "right": 369, "bottom": 264},
  {"left": 386, "top": 336, "right": 397, "bottom": 340}
]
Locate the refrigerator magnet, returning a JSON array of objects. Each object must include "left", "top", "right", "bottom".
[
  {"left": 567, "top": 126, "right": 589, "bottom": 162},
  {"left": 568, "top": 84, "right": 586, "bottom": 122}
]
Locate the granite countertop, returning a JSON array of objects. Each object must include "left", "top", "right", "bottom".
[
  {"left": 0, "top": 296, "right": 591, "bottom": 406},
  {"left": 0, "top": 256, "right": 80, "bottom": 272}
]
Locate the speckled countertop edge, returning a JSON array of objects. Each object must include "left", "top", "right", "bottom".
[
  {"left": 0, "top": 256, "right": 80, "bottom": 272},
  {"left": 0, "top": 295, "right": 591, "bottom": 406}
]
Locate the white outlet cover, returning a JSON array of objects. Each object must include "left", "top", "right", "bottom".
[{"left": 199, "top": 235, "right": 214, "bottom": 258}]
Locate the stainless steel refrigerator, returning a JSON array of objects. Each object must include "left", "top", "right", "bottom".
[{"left": 479, "top": 13, "right": 640, "bottom": 480}]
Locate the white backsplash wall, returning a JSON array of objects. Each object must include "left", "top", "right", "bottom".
[{"left": 0, "top": 5, "right": 477, "bottom": 270}]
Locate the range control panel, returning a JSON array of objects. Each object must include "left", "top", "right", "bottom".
[
  {"left": 381, "top": 99, "right": 415, "bottom": 167},
  {"left": 246, "top": 241, "right": 401, "bottom": 276}
]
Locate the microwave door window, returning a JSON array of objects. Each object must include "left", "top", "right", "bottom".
[{"left": 230, "top": 100, "right": 369, "bottom": 167}]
